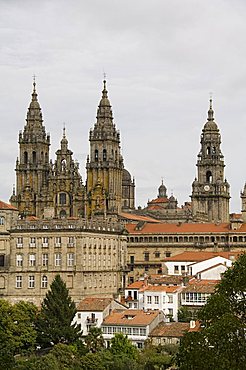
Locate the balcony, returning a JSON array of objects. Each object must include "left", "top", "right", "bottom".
[
  {"left": 42, "top": 243, "right": 49, "bottom": 248},
  {"left": 67, "top": 243, "right": 75, "bottom": 248},
  {"left": 86, "top": 317, "right": 98, "bottom": 326}
]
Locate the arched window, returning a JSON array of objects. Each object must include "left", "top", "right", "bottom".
[
  {"left": 206, "top": 171, "right": 212, "bottom": 183},
  {"left": 103, "top": 149, "right": 107, "bottom": 161},
  {"left": 95, "top": 149, "right": 98, "bottom": 162},
  {"left": 41, "top": 151, "right": 44, "bottom": 162},
  {"left": 59, "top": 193, "right": 66, "bottom": 205},
  {"left": 32, "top": 151, "right": 36, "bottom": 164},
  {"left": 0, "top": 216, "right": 5, "bottom": 225},
  {"left": 60, "top": 210, "right": 67, "bottom": 218},
  {"left": 45, "top": 153, "right": 48, "bottom": 163},
  {"left": 24, "top": 151, "right": 28, "bottom": 164},
  {"left": 41, "top": 275, "right": 48, "bottom": 289}
]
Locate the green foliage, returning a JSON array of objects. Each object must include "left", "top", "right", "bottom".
[
  {"left": 80, "top": 352, "right": 106, "bottom": 370},
  {"left": 0, "top": 299, "right": 38, "bottom": 369},
  {"left": 177, "top": 252, "right": 246, "bottom": 370},
  {"left": 36, "top": 274, "right": 81, "bottom": 348},
  {"left": 109, "top": 332, "right": 138, "bottom": 360},
  {"left": 139, "top": 343, "right": 173, "bottom": 370},
  {"left": 84, "top": 327, "right": 104, "bottom": 353},
  {"left": 178, "top": 306, "right": 195, "bottom": 322}
]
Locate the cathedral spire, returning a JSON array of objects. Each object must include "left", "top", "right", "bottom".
[
  {"left": 96, "top": 79, "right": 113, "bottom": 122},
  {"left": 207, "top": 97, "right": 214, "bottom": 121}
]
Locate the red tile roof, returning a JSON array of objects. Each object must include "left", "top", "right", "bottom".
[
  {"left": 77, "top": 297, "right": 114, "bottom": 311},
  {"left": 126, "top": 222, "right": 231, "bottom": 234},
  {"left": 150, "top": 322, "right": 190, "bottom": 337},
  {"left": 126, "top": 281, "right": 146, "bottom": 289},
  {"left": 0, "top": 201, "right": 18, "bottom": 210},
  {"left": 102, "top": 309, "right": 160, "bottom": 326},
  {"left": 182, "top": 279, "right": 219, "bottom": 293},
  {"left": 119, "top": 212, "right": 160, "bottom": 223},
  {"left": 149, "top": 197, "right": 169, "bottom": 204},
  {"left": 164, "top": 251, "right": 242, "bottom": 262},
  {"left": 144, "top": 285, "right": 181, "bottom": 293}
]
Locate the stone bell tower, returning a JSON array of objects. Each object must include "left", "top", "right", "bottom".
[
  {"left": 10, "top": 79, "right": 50, "bottom": 217},
  {"left": 86, "top": 80, "right": 124, "bottom": 217},
  {"left": 191, "top": 98, "right": 230, "bottom": 222}
]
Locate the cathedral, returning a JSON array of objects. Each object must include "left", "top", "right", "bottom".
[
  {"left": 9, "top": 79, "right": 233, "bottom": 224},
  {"left": 10, "top": 79, "right": 135, "bottom": 220},
  {"left": 1, "top": 78, "right": 246, "bottom": 304}
]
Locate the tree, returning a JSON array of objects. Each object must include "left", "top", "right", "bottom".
[
  {"left": 109, "top": 333, "right": 138, "bottom": 360},
  {"left": 36, "top": 274, "right": 81, "bottom": 348},
  {"left": 0, "top": 300, "right": 38, "bottom": 369},
  {"left": 84, "top": 327, "right": 104, "bottom": 353},
  {"left": 177, "top": 252, "right": 246, "bottom": 370}
]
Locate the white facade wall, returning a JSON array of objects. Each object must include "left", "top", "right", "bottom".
[
  {"left": 164, "top": 261, "right": 192, "bottom": 275},
  {"left": 198, "top": 264, "right": 227, "bottom": 280},
  {"left": 139, "top": 290, "right": 180, "bottom": 321},
  {"left": 74, "top": 311, "right": 104, "bottom": 336},
  {"left": 188, "top": 256, "right": 232, "bottom": 276}
]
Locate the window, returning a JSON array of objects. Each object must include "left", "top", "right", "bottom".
[
  {"left": 166, "top": 252, "right": 171, "bottom": 257},
  {"left": 55, "top": 253, "right": 62, "bottom": 266},
  {"left": 41, "top": 275, "right": 48, "bottom": 289},
  {"left": 147, "top": 296, "right": 152, "bottom": 304},
  {"left": 155, "top": 251, "right": 160, "bottom": 258},
  {"left": 181, "top": 265, "right": 186, "bottom": 273},
  {"left": 55, "top": 237, "right": 61, "bottom": 247},
  {"left": 16, "top": 254, "right": 23, "bottom": 267},
  {"left": 130, "top": 255, "right": 135, "bottom": 264},
  {"left": 168, "top": 308, "right": 173, "bottom": 316},
  {"left": 0, "top": 255, "right": 4, "bottom": 267},
  {"left": 59, "top": 193, "right": 66, "bottom": 205},
  {"left": 29, "top": 237, "right": 36, "bottom": 247},
  {"left": 29, "top": 254, "right": 36, "bottom": 267},
  {"left": 133, "top": 328, "right": 139, "bottom": 335},
  {"left": 16, "top": 276, "right": 22, "bottom": 288},
  {"left": 140, "top": 328, "right": 146, "bottom": 336},
  {"left": 103, "top": 149, "right": 107, "bottom": 161},
  {"left": 174, "top": 265, "right": 179, "bottom": 274},
  {"left": 78, "top": 313, "right": 81, "bottom": 319},
  {"left": 154, "top": 296, "right": 159, "bottom": 304},
  {"left": 0, "top": 216, "right": 5, "bottom": 225},
  {"left": 137, "top": 342, "right": 143, "bottom": 349},
  {"left": 144, "top": 252, "right": 149, "bottom": 261},
  {"left": 206, "top": 170, "right": 212, "bottom": 183},
  {"left": 28, "top": 275, "right": 35, "bottom": 288},
  {"left": 67, "top": 253, "right": 75, "bottom": 266},
  {"left": 42, "top": 237, "right": 49, "bottom": 247},
  {"left": 68, "top": 236, "right": 75, "bottom": 247},
  {"left": 95, "top": 149, "right": 98, "bottom": 162},
  {"left": 42, "top": 253, "right": 49, "bottom": 266},
  {"left": 17, "top": 237, "right": 23, "bottom": 248},
  {"left": 167, "top": 294, "right": 173, "bottom": 303}
]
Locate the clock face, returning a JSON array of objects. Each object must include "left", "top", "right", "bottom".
[{"left": 204, "top": 185, "right": 210, "bottom": 192}]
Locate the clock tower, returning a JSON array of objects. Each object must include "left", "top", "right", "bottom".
[{"left": 191, "top": 99, "right": 230, "bottom": 222}]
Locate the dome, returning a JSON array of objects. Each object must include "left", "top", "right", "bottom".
[
  {"left": 158, "top": 180, "right": 167, "bottom": 198},
  {"left": 123, "top": 169, "right": 131, "bottom": 182}
]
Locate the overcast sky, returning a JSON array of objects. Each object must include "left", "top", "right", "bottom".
[{"left": 1, "top": 0, "right": 246, "bottom": 213}]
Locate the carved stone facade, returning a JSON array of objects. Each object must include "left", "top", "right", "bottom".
[
  {"left": 86, "top": 80, "right": 135, "bottom": 217},
  {"left": 10, "top": 80, "right": 135, "bottom": 219},
  {"left": 191, "top": 99, "right": 230, "bottom": 223}
]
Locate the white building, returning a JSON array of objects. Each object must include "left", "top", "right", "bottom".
[
  {"left": 124, "top": 280, "right": 145, "bottom": 309},
  {"left": 139, "top": 285, "right": 182, "bottom": 321},
  {"left": 180, "top": 279, "right": 218, "bottom": 308},
  {"left": 74, "top": 297, "right": 126, "bottom": 336},
  {"left": 101, "top": 309, "right": 164, "bottom": 349},
  {"left": 163, "top": 251, "right": 238, "bottom": 277}
]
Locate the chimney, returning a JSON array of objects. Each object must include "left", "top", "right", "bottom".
[{"left": 190, "top": 320, "right": 196, "bottom": 329}]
